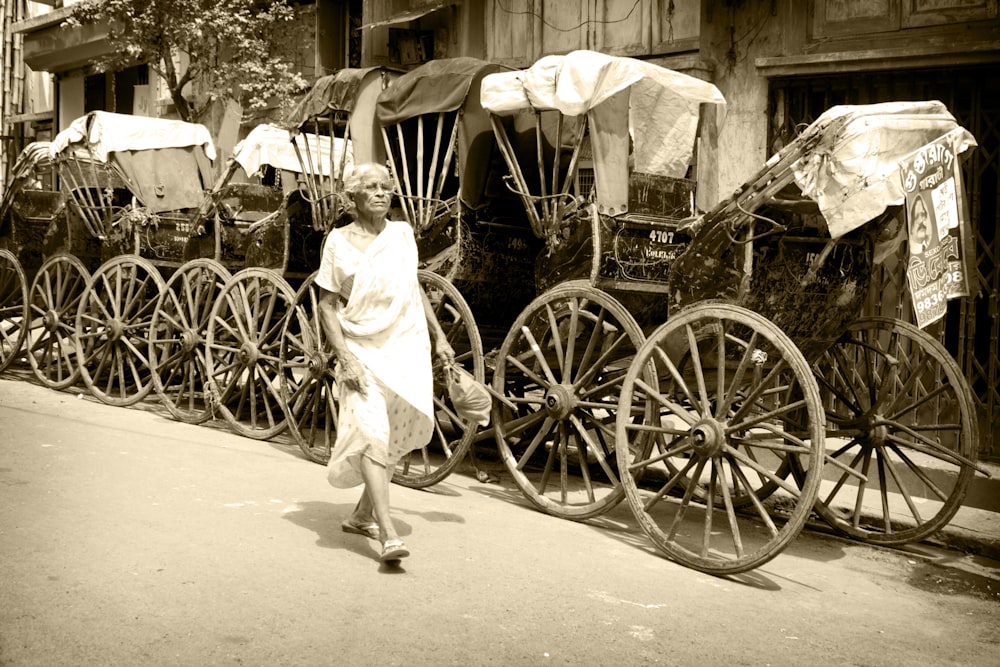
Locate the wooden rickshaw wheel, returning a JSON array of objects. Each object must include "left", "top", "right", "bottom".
[
  {"left": 615, "top": 303, "right": 825, "bottom": 575},
  {"left": 204, "top": 267, "right": 296, "bottom": 440},
  {"left": 491, "top": 281, "right": 643, "bottom": 520},
  {"left": 149, "top": 258, "right": 233, "bottom": 424},
  {"left": 393, "top": 269, "right": 485, "bottom": 488},
  {"left": 793, "top": 316, "right": 979, "bottom": 545},
  {"left": 26, "top": 254, "right": 91, "bottom": 389},
  {"left": 0, "top": 249, "right": 29, "bottom": 373},
  {"left": 74, "top": 254, "right": 165, "bottom": 406},
  {"left": 279, "top": 273, "right": 337, "bottom": 464}
]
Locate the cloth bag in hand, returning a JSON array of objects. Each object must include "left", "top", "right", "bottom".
[{"left": 445, "top": 363, "right": 491, "bottom": 427}]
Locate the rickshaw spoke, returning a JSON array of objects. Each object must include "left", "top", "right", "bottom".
[
  {"left": 569, "top": 414, "right": 618, "bottom": 485},
  {"left": 650, "top": 344, "right": 701, "bottom": 412},
  {"left": 562, "top": 300, "right": 580, "bottom": 383},
  {"left": 644, "top": 454, "right": 698, "bottom": 511},
  {"left": 730, "top": 360, "right": 792, "bottom": 425},
  {"left": 574, "top": 330, "right": 631, "bottom": 390},
  {"left": 577, "top": 371, "right": 626, "bottom": 401},
  {"left": 534, "top": 422, "right": 561, "bottom": 495},
  {"left": 848, "top": 447, "right": 875, "bottom": 529},
  {"left": 505, "top": 350, "right": 550, "bottom": 390},
  {"left": 543, "top": 303, "right": 565, "bottom": 380},
  {"left": 702, "top": 464, "right": 716, "bottom": 557},
  {"left": 110, "top": 347, "right": 125, "bottom": 397},
  {"left": 667, "top": 457, "right": 706, "bottom": 540},
  {"left": 634, "top": 376, "right": 699, "bottom": 427},
  {"left": 433, "top": 393, "right": 464, "bottom": 427},
  {"left": 628, "top": 435, "right": 694, "bottom": 475},
  {"left": 684, "top": 322, "right": 711, "bottom": 414},
  {"left": 726, "top": 397, "right": 811, "bottom": 440},
  {"left": 573, "top": 307, "right": 606, "bottom": 384},
  {"left": 519, "top": 325, "right": 558, "bottom": 387},
  {"left": 723, "top": 444, "right": 801, "bottom": 497},
  {"left": 208, "top": 354, "right": 243, "bottom": 379},
  {"left": 727, "top": 456, "right": 779, "bottom": 536},
  {"left": 212, "top": 312, "right": 243, "bottom": 341},
  {"left": 516, "top": 416, "right": 555, "bottom": 470},
  {"left": 558, "top": 423, "right": 570, "bottom": 504},
  {"left": 719, "top": 330, "right": 757, "bottom": 418},
  {"left": 876, "top": 443, "right": 924, "bottom": 523}
]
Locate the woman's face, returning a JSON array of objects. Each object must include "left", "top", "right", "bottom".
[{"left": 353, "top": 172, "right": 393, "bottom": 219}]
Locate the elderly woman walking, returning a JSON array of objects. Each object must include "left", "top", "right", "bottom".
[{"left": 314, "top": 162, "right": 453, "bottom": 563}]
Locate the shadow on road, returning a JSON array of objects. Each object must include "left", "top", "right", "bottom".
[{"left": 281, "top": 500, "right": 397, "bottom": 555}]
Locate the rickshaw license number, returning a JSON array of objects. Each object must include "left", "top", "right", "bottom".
[{"left": 649, "top": 229, "right": 676, "bottom": 244}]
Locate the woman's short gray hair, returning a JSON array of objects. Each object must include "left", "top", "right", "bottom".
[{"left": 343, "top": 163, "right": 393, "bottom": 195}]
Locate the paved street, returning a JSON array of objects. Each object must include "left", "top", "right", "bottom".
[{"left": 1, "top": 375, "right": 998, "bottom": 666}]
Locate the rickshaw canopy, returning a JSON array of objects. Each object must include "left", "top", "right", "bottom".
[
  {"left": 788, "top": 100, "right": 977, "bottom": 238},
  {"left": 375, "top": 57, "right": 513, "bottom": 209},
  {"left": 285, "top": 67, "right": 398, "bottom": 166},
  {"left": 0, "top": 142, "right": 56, "bottom": 223},
  {"left": 375, "top": 57, "right": 510, "bottom": 124},
  {"left": 233, "top": 124, "right": 353, "bottom": 179},
  {"left": 480, "top": 50, "right": 726, "bottom": 213},
  {"left": 51, "top": 111, "right": 216, "bottom": 162},
  {"left": 285, "top": 67, "right": 384, "bottom": 123},
  {"left": 50, "top": 111, "right": 216, "bottom": 213}
]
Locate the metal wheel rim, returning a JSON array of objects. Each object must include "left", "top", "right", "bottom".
[
  {"left": 802, "top": 315, "right": 978, "bottom": 545},
  {"left": 26, "top": 254, "right": 90, "bottom": 389},
  {"left": 280, "top": 273, "right": 337, "bottom": 463},
  {"left": 393, "top": 269, "right": 485, "bottom": 488},
  {"left": 615, "top": 303, "right": 825, "bottom": 575},
  {"left": 492, "top": 281, "right": 642, "bottom": 520},
  {"left": 0, "top": 249, "right": 29, "bottom": 373},
  {"left": 150, "top": 258, "right": 232, "bottom": 424},
  {"left": 205, "top": 267, "right": 295, "bottom": 439},
  {"left": 75, "top": 255, "right": 165, "bottom": 406}
]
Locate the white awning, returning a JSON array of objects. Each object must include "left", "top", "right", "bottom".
[{"left": 360, "top": 1, "right": 456, "bottom": 30}]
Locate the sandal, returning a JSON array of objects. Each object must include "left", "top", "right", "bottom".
[
  {"left": 341, "top": 518, "right": 380, "bottom": 540},
  {"left": 379, "top": 539, "right": 409, "bottom": 562}
]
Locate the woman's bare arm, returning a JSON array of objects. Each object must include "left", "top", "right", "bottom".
[
  {"left": 317, "top": 288, "right": 367, "bottom": 397},
  {"left": 421, "top": 287, "right": 455, "bottom": 366}
]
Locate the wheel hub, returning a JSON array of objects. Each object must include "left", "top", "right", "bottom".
[
  {"left": 42, "top": 309, "right": 60, "bottom": 332},
  {"left": 690, "top": 418, "right": 727, "bottom": 458},
  {"left": 543, "top": 384, "right": 578, "bottom": 420},
  {"left": 180, "top": 329, "right": 202, "bottom": 354},
  {"left": 105, "top": 318, "right": 125, "bottom": 342},
  {"left": 307, "top": 351, "right": 331, "bottom": 380},
  {"left": 870, "top": 414, "right": 889, "bottom": 445},
  {"left": 239, "top": 342, "right": 259, "bottom": 367}
]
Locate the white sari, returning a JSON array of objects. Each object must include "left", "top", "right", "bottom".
[{"left": 315, "top": 220, "right": 434, "bottom": 488}]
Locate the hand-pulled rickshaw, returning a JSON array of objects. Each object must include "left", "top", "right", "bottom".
[
  {"left": 1, "top": 56, "right": 986, "bottom": 577},
  {"left": 0, "top": 142, "right": 62, "bottom": 376},
  {"left": 46, "top": 112, "right": 217, "bottom": 407},
  {"left": 479, "top": 50, "right": 727, "bottom": 520},
  {"left": 611, "top": 100, "right": 986, "bottom": 573},
  {"left": 275, "top": 65, "right": 513, "bottom": 490},
  {"left": 178, "top": 121, "right": 353, "bottom": 438}
]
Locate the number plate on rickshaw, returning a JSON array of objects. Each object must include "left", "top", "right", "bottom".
[{"left": 594, "top": 215, "right": 689, "bottom": 292}]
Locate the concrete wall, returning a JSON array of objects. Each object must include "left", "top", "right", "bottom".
[
  {"left": 56, "top": 75, "right": 84, "bottom": 132},
  {"left": 698, "top": 1, "right": 784, "bottom": 199}
]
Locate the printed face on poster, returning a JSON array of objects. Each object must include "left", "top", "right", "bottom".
[{"left": 900, "top": 129, "right": 970, "bottom": 328}]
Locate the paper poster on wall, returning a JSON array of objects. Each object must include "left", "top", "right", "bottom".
[{"left": 900, "top": 128, "right": 970, "bottom": 329}]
